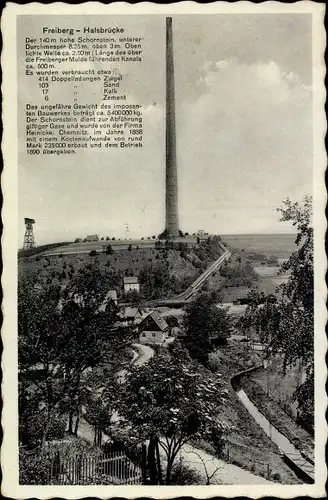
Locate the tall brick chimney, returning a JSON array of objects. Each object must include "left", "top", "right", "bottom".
[{"left": 165, "top": 17, "right": 179, "bottom": 238}]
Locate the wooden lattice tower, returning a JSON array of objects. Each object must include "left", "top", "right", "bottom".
[{"left": 23, "top": 218, "right": 35, "bottom": 249}]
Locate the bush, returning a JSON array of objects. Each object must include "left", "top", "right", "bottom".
[
  {"left": 208, "top": 352, "right": 221, "bottom": 372},
  {"left": 170, "top": 460, "right": 203, "bottom": 485},
  {"left": 105, "top": 244, "right": 113, "bottom": 255},
  {"left": 89, "top": 250, "right": 97, "bottom": 256},
  {"left": 47, "top": 415, "right": 67, "bottom": 441},
  {"left": 19, "top": 451, "right": 52, "bottom": 485}
]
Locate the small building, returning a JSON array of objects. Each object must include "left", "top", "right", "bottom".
[
  {"left": 99, "top": 290, "right": 118, "bottom": 312},
  {"left": 107, "top": 290, "right": 118, "bottom": 305},
  {"left": 123, "top": 276, "right": 140, "bottom": 293},
  {"left": 138, "top": 311, "right": 169, "bottom": 345},
  {"left": 118, "top": 306, "right": 144, "bottom": 326},
  {"left": 85, "top": 234, "right": 99, "bottom": 242}
]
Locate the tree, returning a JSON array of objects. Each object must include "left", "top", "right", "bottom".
[
  {"left": 18, "top": 271, "right": 119, "bottom": 452},
  {"left": 55, "top": 298, "right": 118, "bottom": 431},
  {"left": 83, "top": 377, "right": 118, "bottom": 446},
  {"left": 118, "top": 353, "right": 228, "bottom": 484},
  {"left": 241, "top": 196, "right": 314, "bottom": 430},
  {"left": 124, "top": 289, "right": 144, "bottom": 307},
  {"left": 183, "top": 293, "right": 231, "bottom": 364},
  {"left": 278, "top": 196, "right": 313, "bottom": 311},
  {"left": 18, "top": 280, "right": 65, "bottom": 450},
  {"left": 139, "top": 261, "right": 172, "bottom": 300},
  {"left": 105, "top": 244, "right": 113, "bottom": 255}
]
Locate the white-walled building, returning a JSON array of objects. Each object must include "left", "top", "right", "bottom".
[
  {"left": 138, "top": 311, "right": 169, "bottom": 345},
  {"left": 123, "top": 276, "right": 140, "bottom": 293}
]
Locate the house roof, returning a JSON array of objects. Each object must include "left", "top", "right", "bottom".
[
  {"left": 134, "top": 310, "right": 148, "bottom": 322},
  {"left": 123, "top": 276, "right": 139, "bottom": 284},
  {"left": 139, "top": 311, "right": 169, "bottom": 332},
  {"left": 123, "top": 306, "right": 139, "bottom": 318},
  {"left": 86, "top": 234, "right": 98, "bottom": 240},
  {"left": 106, "top": 290, "right": 117, "bottom": 301}
]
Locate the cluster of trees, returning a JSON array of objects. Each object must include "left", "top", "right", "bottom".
[
  {"left": 219, "top": 260, "right": 257, "bottom": 287},
  {"left": 183, "top": 293, "right": 231, "bottom": 364},
  {"left": 73, "top": 264, "right": 123, "bottom": 298},
  {"left": 20, "top": 278, "right": 230, "bottom": 485},
  {"left": 239, "top": 197, "right": 314, "bottom": 431},
  {"left": 138, "top": 261, "right": 173, "bottom": 300},
  {"left": 191, "top": 236, "right": 223, "bottom": 269},
  {"left": 244, "top": 252, "right": 278, "bottom": 264},
  {"left": 18, "top": 270, "right": 129, "bottom": 453}
]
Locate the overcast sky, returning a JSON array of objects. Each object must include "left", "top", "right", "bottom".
[{"left": 18, "top": 14, "right": 312, "bottom": 244}]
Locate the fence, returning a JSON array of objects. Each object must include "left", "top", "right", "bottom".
[{"left": 46, "top": 450, "right": 143, "bottom": 485}]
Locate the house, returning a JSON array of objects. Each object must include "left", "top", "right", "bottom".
[
  {"left": 118, "top": 306, "right": 143, "bottom": 326},
  {"left": 99, "top": 290, "right": 118, "bottom": 312},
  {"left": 106, "top": 290, "right": 118, "bottom": 305},
  {"left": 138, "top": 311, "right": 169, "bottom": 345},
  {"left": 123, "top": 276, "right": 140, "bottom": 293},
  {"left": 85, "top": 234, "right": 99, "bottom": 242}
]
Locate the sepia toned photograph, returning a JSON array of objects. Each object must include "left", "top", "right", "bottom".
[{"left": 1, "top": 2, "right": 326, "bottom": 498}]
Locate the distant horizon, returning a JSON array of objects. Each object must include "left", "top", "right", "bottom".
[{"left": 22, "top": 231, "right": 298, "bottom": 249}]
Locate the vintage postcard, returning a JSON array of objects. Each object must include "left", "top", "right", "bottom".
[{"left": 1, "top": 1, "right": 326, "bottom": 498}]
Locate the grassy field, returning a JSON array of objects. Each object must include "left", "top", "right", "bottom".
[
  {"left": 222, "top": 234, "right": 297, "bottom": 259},
  {"left": 40, "top": 236, "right": 199, "bottom": 257}
]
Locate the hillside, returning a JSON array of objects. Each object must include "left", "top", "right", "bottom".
[{"left": 18, "top": 237, "right": 224, "bottom": 301}]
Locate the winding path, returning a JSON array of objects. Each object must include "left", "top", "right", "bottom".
[{"left": 116, "top": 343, "right": 154, "bottom": 384}]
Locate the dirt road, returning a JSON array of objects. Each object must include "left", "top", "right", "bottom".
[
  {"left": 177, "top": 443, "right": 274, "bottom": 485},
  {"left": 131, "top": 343, "right": 154, "bottom": 366}
]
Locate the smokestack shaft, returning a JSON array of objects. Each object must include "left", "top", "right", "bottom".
[{"left": 165, "top": 17, "right": 179, "bottom": 237}]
